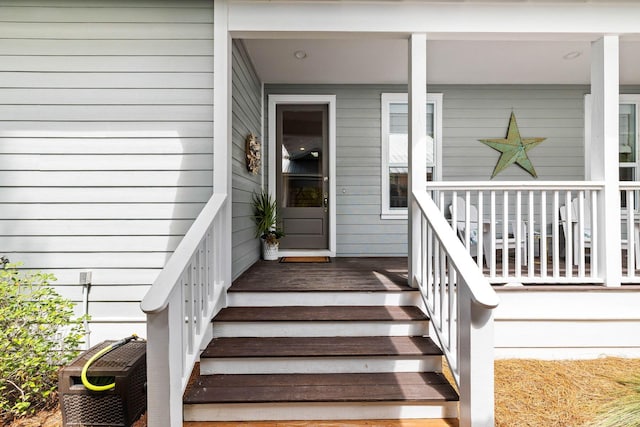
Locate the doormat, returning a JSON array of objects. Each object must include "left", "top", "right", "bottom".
[{"left": 279, "top": 256, "right": 331, "bottom": 263}]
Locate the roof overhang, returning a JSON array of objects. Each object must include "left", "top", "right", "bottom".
[{"left": 229, "top": 1, "right": 640, "bottom": 85}]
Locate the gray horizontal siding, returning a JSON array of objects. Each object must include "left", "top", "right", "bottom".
[
  {"left": 231, "top": 40, "right": 263, "bottom": 279},
  {"left": 0, "top": 0, "right": 214, "bottom": 344},
  {"left": 264, "top": 84, "right": 602, "bottom": 256},
  {"left": 438, "top": 85, "right": 589, "bottom": 181}
]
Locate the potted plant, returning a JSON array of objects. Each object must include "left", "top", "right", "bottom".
[{"left": 252, "top": 190, "right": 284, "bottom": 260}]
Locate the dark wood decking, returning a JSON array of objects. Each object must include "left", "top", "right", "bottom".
[
  {"left": 230, "top": 257, "right": 411, "bottom": 292},
  {"left": 214, "top": 305, "right": 427, "bottom": 322},
  {"left": 185, "top": 420, "right": 459, "bottom": 427},
  {"left": 202, "top": 336, "right": 442, "bottom": 358},
  {"left": 184, "top": 372, "right": 458, "bottom": 404},
  {"left": 185, "top": 421, "right": 459, "bottom": 427}
]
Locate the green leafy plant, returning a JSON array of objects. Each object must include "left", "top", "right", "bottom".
[
  {"left": 0, "top": 261, "right": 87, "bottom": 422},
  {"left": 251, "top": 190, "right": 284, "bottom": 245}
]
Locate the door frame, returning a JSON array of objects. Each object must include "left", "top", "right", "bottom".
[{"left": 268, "top": 94, "right": 337, "bottom": 257}]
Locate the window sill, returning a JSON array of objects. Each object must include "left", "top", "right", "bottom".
[{"left": 381, "top": 212, "right": 408, "bottom": 220}]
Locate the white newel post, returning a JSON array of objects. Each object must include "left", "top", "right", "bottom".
[
  {"left": 458, "top": 283, "right": 495, "bottom": 427},
  {"left": 408, "top": 33, "right": 427, "bottom": 287},
  {"left": 146, "top": 292, "right": 183, "bottom": 427},
  {"left": 590, "top": 36, "right": 621, "bottom": 286}
]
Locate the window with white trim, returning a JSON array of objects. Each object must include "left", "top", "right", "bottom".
[{"left": 381, "top": 93, "right": 443, "bottom": 219}]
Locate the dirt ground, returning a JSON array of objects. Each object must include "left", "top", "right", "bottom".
[{"left": 7, "top": 408, "right": 146, "bottom": 427}]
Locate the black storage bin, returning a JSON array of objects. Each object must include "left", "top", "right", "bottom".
[{"left": 59, "top": 340, "right": 146, "bottom": 427}]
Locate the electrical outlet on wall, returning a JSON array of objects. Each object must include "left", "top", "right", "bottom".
[{"left": 79, "top": 271, "right": 92, "bottom": 285}]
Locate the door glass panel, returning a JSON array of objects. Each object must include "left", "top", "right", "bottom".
[{"left": 281, "top": 110, "right": 323, "bottom": 207}]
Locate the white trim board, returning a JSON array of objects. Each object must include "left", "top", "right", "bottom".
[
  {"left": 228, "top": 2, "right": 640, "bottom": 37},
  {"left": 268, "top": 94, "right": 337, "bottom": 257}
]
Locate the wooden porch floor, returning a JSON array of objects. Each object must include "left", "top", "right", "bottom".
[{"left": 230, "top": 257, "right": 412, "bottom": 292}]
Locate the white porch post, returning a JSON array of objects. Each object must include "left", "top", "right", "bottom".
[
  {"left": 590, "top": 36, "right": 621, "bottom": 286},
  {"left": 408, "top": 33, "right": 427, "bottom": 287},
  {"left": 214, "top": 0, "right": 232, "bottom": 290}
]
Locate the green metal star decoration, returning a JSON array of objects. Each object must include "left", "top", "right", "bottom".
[{"left": 479, "top": 112, "right": 546, "bottom": 178}]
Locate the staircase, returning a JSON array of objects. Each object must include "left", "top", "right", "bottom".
[{"left": 182, "top": 258, "right": 459, "bottom": 423}]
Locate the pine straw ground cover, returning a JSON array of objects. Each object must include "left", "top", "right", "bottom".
[
  {"left": 7, "top": 357, "right": 640, "bottom": 427},
  {"left": 494, "top": 357, "right": 640, "bottom": 427}
]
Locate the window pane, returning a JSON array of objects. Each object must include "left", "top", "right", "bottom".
[
  {"left": 388, "top": 134, "right": 408, "bottom": 166},
  {"left": 389, "top": 103, "right": 408, "bottom": 134},
  {"left": 387, "top": 102, "right": 436, "bottom": 172},
  {"left": 620, "top": 104, "right": 636, "bottom": 163},
  {"left": 389, "top": 168, "right": 408, "bottom": 208},
  {"left": 388, "top": 103, "right": 434, "bottom": 137}
]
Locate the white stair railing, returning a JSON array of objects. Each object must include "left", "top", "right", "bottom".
[
  {"left": 412, "top": 190, "right": 499, "bottom": 427},
  {"left": 141, "top": 193, "right": 228, "bottom": 427},
  {"left": 429, "top": 182, "right": 605, "bottom": 284}
]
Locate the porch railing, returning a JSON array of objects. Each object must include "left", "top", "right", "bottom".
[
  {"left": 428, "top": 182, "right": 605, "bottom": 285},
  {"left": 620, "top": 183, "right": 640, "bottom": 282},
  {"left": 412, "top": 190, "right": 499, "bottom": 427},
  {"left": 141, "top": 193, "right": 228, "bottom": 427}
]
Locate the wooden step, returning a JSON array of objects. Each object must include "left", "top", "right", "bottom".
[
  {"left": 183, "top": 372, "right": 459, "bottom": 422},
  {"left": 199, "top": 336, "right": 443, "bottom": 375},
  {"left": 214, "top": 306, "right": 428, "bottom": 322},
  {"left": 184, "top": 420, "right": 459, "bottom": 427},
  {"left": 212, "top": 306, "right": 430, "bottom": 338},
  {"left": 203, "top": 336, "right": 441, "bottom": 358}
]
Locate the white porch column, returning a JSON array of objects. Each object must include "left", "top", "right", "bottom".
[
  {"left": 214, "top": 0, "right": 233, "bottom": 291},
  {"left": 408, "top": 33, "right": 427, "bottom": 287},
  {"left": 591, "top": 36, "right": 621, "bottom": 286}
]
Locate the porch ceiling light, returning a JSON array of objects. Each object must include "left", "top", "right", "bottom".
[
  {"left": 563, "top": 51, "right": 582, "bottom": 60},
  {"left": 293, "top": 50, "right": 308, "bottom": 60}
]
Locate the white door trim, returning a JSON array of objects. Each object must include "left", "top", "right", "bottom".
[{"left": 268, "top": 94, "right": 337, "bottom": 257}]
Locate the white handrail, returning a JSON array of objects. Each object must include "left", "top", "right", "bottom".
[
  {"left": 414, "top": 190, "right": 499, "bottom": 309},
  {"left": 428, "top": 181, "right": 605, "bottom": 191},
  {"left": 141, "top": 192, "right": 228, "bottom": 427},
  {"left": 412, "top": 189, "right": 498, "bottom": 427},
  {"left": 142, "top": 193, "right": 227, "bottom": 313}
]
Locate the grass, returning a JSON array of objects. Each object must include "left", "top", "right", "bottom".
[{"left": 583, "top": 376, "right": 640, "bottom": 427}]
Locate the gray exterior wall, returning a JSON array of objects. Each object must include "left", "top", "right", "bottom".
[
  {"left": 231, "top": 41, "right": 263, "bottom": 279},
  {"left": 0, "top": 0, "right": 214, "bottom": 343},
  {"left": 265, "top": 84, "right": 594, "bottom": 256}
]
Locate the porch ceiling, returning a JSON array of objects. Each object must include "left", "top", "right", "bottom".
[{"left": 244, "top": 38, "right": 640, "bottom": 85}]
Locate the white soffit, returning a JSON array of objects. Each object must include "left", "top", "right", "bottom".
[{"left": 244, "top": 39, "right": 640, "bottom": 85}]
